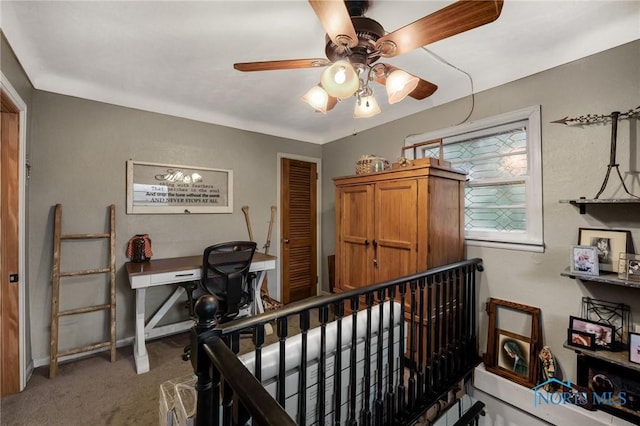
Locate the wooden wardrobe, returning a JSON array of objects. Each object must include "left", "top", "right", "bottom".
[{"left": 333, "top": 158, "right": 467, "bottom": 292}]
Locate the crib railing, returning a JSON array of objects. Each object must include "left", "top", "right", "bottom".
[{"left": 190, "top": 258, "right": 483, "bottom": 425}]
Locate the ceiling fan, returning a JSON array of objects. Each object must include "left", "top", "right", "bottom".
[{"left": 234, "top": 0, "right": 504, "bottom": 117}]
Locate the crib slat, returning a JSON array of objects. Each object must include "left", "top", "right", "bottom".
[
  {"left": 362, "top": 292, "right": 374, "bottom": 426},
  {"left": 408, "top": 280, "right": 417, "bottom": 411},
  {"left": 417, "top": 277, "right": 426, "bottom": 402},
  {"left": 254, "top": 324, "right": 264, "bottom": 382},
  {"left": 426, "top": 275, "right": 433, "bottom": 396},
  {"left": 385, "top": 285, "right": 396, "bottom": 424},
  {"left": 299, "top": 310, "right": 310, "bottom": 426},
  {"left": 318, "top": 305, "right": 329, "bottom": 424},
  {"left": 334, "top": 301, "right": 344, "bottom": 426},
  {"left": 434, "top": 273, "right": 442, "bottom": 391},
  {"left": 348, "top": 296, "right": 359, "bottom": 425},
  {"left": 277, "top": 317, "right": 288, "bottom": 406},
  {"left": 375, "top": 289, "right": 385, "bottom": 426}
]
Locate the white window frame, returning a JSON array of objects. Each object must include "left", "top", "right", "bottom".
[{"left": 404, "top": 105, "right": 543, "bottom": 252}]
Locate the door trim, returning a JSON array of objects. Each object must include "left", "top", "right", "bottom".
[
  {"left": 275, "top": 153, "right": 321, "bottom": 303},
  {"left": 1, "top": 71, "right": 28, "bottom": 391}
]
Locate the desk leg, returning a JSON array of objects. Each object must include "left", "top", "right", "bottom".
[
  {"left": 134, "top": 288, "right": 150, "bottom": 374},
  {"left": 253, "top": 271, "right": 273, "bottom": 335}
]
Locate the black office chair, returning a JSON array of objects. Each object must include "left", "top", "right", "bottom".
[
  {"left": 200, "top": 240, "right": 257, "bottom": 322},
  {"left": 183, "top": 241, "right": 257, "bottom": 361}
]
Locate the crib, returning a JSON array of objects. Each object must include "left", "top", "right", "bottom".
[{"left": 189, "top": 258, "right": 484, "bottom": 425}]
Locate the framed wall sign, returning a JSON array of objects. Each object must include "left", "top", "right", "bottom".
[{"left": 126, "top": 160, "right": 233, "bottom": 214}]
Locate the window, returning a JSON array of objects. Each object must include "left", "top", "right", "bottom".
[{"left": 404, "top": 106, "right": 543, "bottom": 252}]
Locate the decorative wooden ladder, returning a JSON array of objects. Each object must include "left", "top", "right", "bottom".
[{"left": 49, "top": 203, "right": 117, "bottom": 378}]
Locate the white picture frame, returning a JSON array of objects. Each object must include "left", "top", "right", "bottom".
[{"left": 569, "top": 245, "right": 599, "bottom": 276}]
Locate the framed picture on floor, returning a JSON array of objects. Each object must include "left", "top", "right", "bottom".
[{"left": 484, "top": 298, "right": 541, "bottom": 388}]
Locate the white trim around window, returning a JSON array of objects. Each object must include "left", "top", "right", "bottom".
[{"left": 405, "top": 105, "right": 543, "bottom": 252}]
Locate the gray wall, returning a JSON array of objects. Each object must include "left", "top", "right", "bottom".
[
  {"left": 26, "top": 91, "right": 321, "bottom": 363},
  {"left": 322, "top": 39, "right": 640, "bottom": 381}
]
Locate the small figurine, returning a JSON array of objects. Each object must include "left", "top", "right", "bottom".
[{"left": 538, "top": 346, "right": 556, "bottom": 391}]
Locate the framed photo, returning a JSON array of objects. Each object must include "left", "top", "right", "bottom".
[
  {"left": 567, "top": 328, "right": 596, "bottom": 350},
  {"left": 619, "top": 253, "right": 640, "bottom": 281},
  {"left": 577, "top": 355, "right": 640, "bottom": 423},
  {"left": 578, "top": 228, "right": 634, "bottom": 273},
  {"left": 570, "top": 245, "right": 599, "bottom": 275},
  {"left": 126, "top": 160, "right": 233, "bottom": 214},
  {"left": 570, "top": 316, "right": 615, "bottom": 350},
  {"left": 630, "top": 332, "right": 640, "bottom": 365},
  {"left": 484, "top": 298, "right": 541, "bottom": 388},
  {"left": 497, "top": 330, "right": 532, "bottom": 379}
]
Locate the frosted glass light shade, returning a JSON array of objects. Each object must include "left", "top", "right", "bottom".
[
  {"left": 353, "top": 95, "right": 381, "bottom": 118},
  {"left": 301, "top": 86, "right": 330, "bottom": 113},
  {"left": 385, "top": 70, "right": 419, "bottom": 104},
  {"left": 321, "top": 60, "right": 359, "bottom": 99}
]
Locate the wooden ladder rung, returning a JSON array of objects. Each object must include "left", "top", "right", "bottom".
[
  {"left": 61, "top": 233, "right": 110, "bottom": 239},
  {"left": 60, "top": 268, "right": 111, "bottom": 277},
  {"left": 50, "top": 203, "right": 117, "bottom": 379},
  {"left": 59, "top": 304, "right": 111, "bottom": 316},
  {"left": 57, "top": 341, "right": 112, "bottom": 358}
]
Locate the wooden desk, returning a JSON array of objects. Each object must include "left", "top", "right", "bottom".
[{"left": 125, "top": 252, "right": 276, "bottom": 374}]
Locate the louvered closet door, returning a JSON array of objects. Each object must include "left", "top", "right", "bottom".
[{"left": 281, "top": 158, "right": 317, "bottom": 304}]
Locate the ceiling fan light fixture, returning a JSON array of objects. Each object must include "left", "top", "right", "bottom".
[
  {"left": 301, "top": 85, "right": 331, "bottom": 113},
  {"left": 321, "top": 60, "right": 359, "bottom": 98},
  {"left": 354, "top": 95, "right": 381, "bottom": 119},
  {"left": 385, "top": 70, "right": 419, "bottom": 104}
]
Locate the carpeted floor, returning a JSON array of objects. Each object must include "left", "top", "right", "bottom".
[{"left": 0, "top": 333, "right": 195, "bottom": 426}]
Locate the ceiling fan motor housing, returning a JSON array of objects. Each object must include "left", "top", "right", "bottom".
[{"left": 325, "top": 16, "right": 384, "bottom": 67}]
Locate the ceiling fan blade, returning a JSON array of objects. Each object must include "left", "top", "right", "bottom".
[
  {"left": 234, "top": 58, "right": 330, "bottom": 72},
  {"left": 375, "top": 0, "right": 504, "bottom": 58},
  {"left": 308, "top": 0, "right": 358, "bottom": 48},
  {"left": 374, "top": 65, "right": 438, "bottom": 100}
]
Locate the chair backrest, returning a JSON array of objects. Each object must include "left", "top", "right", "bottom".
[{"left": 201, "top": 241, "right": 257, "bottom": 320}]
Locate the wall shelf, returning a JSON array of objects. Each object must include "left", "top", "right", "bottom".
[
  {"left": 563, "top": 342, "right": 640, "bottom": 372},
  {"left": 559, "top": 198, "right": 640, "bottom": 214},
  {"left": 561, "top": 267, "right": 640, "bottom": 289}
]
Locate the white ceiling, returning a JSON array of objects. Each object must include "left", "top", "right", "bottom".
[{"left": 1, "top": 1, "right": 638, "bottom": 144}]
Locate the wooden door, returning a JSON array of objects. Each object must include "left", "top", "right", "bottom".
[
  {"left": 373, "top": 179, "right": 418, "bottom": 283},
  {"left": 335, "top": 184, "right": 374, "bottom": 291},
  {"left": 1, "top": 90, "right": 21, "bottom": 396},
  {"left": 281, "top": 158, "right": 317, "bottom": 304}
]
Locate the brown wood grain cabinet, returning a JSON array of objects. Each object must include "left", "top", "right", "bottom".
[{"left": 333, "top": 160, "right": 467, "bottom": 292}]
